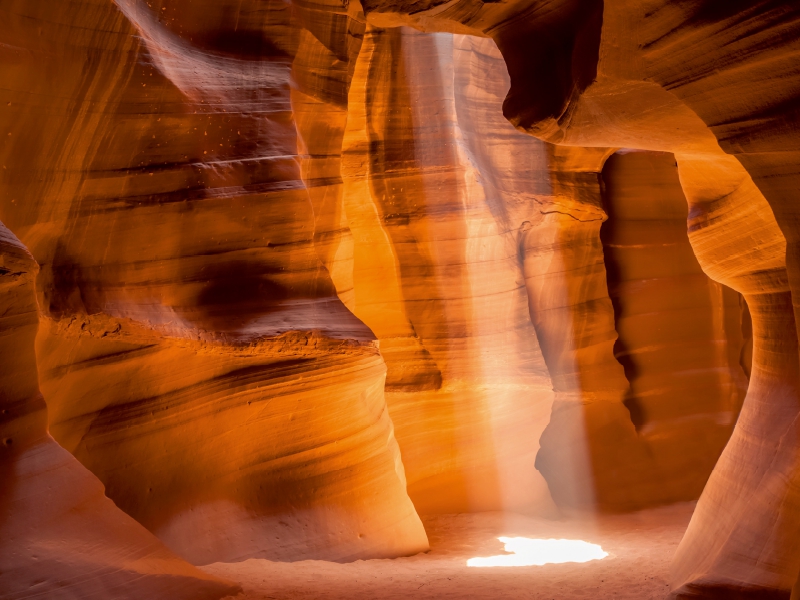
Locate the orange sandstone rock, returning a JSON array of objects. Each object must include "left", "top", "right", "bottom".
[
  {"left": 341, "top": 27, "right": 555, "bottom": 514},
  {"left": 3, "top": 0, "right": 800, "bottom": 596},
  {"left": 1, "top": 0, "right": 427, "bottom": 566},
  {"left": 600, "top": 151, "right": 748, "bottom": 502},
  {"left": 670, "top": 154, "right": 800, "bottom": 598},
  {"left": 340, "top": 27, "right": 751, "bottom": 516},
  {"left": 352, "top": 0, "right": 800, "bottom": 593},
  {"left": 36, "top": 319, "right": 427, "bottom": 564},
  {"left": 0, "top": 221, "right": 239, "bottom": 599}
]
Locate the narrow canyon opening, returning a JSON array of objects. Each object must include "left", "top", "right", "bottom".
[
  {"left": 600, "top": 150, "right": 749, "bottom": 494},
  {"left": 3, "top": 3, "right": 800, "bottom": 600}
]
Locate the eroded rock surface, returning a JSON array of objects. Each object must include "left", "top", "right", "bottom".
[
  {"left": 2, "top": 0, "right": 800, "bottom": 597},
  {"left": 0, "top": 221, "right": 239, "bottom": 599},
  {"left": 600, "top": 151, "right": 749, "bottom": 504},
  {"left": 341, "top": 27, "right": 556, "bottom": 515},
  {"left": 354, "top": 0, "right": 800, "bottom": 594},
  {"left": 1, "top": 0, "right": 427, "bottom": 567}
]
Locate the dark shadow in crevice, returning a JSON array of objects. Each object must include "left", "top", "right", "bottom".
[
  {"left": 599, "top": 160, "right": 646, "bottom": 432},
  {"left": 739, "top": 294, "right": 753, "bottom": 380}
]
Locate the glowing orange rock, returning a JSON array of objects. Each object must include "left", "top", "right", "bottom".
[
  {"left": 2, "top": 0, "right": 427, "bottom": 567},
  {"left": 0, "top": 221, "right": 238, "bottom": 599},
  {"left": 3, "top": 0, "right": 800, "bottom": 596},
  {"left": 599, "top": 151, "right": 749, "bottom": 504},
  {"left": 341, "top": 27, "right": 556, "bottom": 514},
  {"left": 353, "top": 1, "right": 800, "bottom": 594}
]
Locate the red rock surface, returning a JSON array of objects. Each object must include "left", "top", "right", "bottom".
[
  {"left": 2, "top": 0, "right": 800, "bottom": 598},
  {"left": 356, "top": 1, "right": 800, "bottom": 595},
  {"left": 341, "top": 27, "right": 555, "bottom": 515},
  {"left": 0, "top": 221, "right": 239, "bottom": 599},
  {"left": 1, "top": 0, "right": 427, "bottom": 571},
  {"left": 599, "top": 151, "right": 749, "bottom": 505}
]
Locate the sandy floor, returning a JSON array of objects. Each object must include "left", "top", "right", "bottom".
[{"left": 204, "top": 503, "right": 694, "bottom": 600}]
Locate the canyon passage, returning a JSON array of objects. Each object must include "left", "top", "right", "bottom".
[{"left": 2, "top": 1, "right": 800, "bottom": 599}]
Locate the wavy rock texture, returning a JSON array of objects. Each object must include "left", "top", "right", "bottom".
[
  {"left": 340, "top": 27, "right": 751, "bottom": 516},
  {"left": 523, "top": 146, "right": 746, "bottom": 512},
  {"left": 0, "top": 222, "right": 239, "bottom": 599},
  {"left": 0, "top": 0, "right": 427, "bottom": 568},
  {"left": 669, "top": 154, "right": 800, "bottom": 599},
  {"left": 600, "top": 151, "right": 749, "bottom": 500},
  {"left": 3, "top": 0, "right": 800, "bottom": 597},
  {"left": 341, "top": 28, "right": 556, "bottom": 514},
  {"left": 35, "top": 320, "right": 428, "bottom": 565},
  {"left": 354, "top": 0, "right": 800, "bottom": 595}
]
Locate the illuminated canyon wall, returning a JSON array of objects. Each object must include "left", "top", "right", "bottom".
[
  {"left": 2, "top": 0, "right": 800, "bottom": 599},
  {"left": 360, "top": 0, "right": 800, "bottom": 595},
  {"left": 343, "top": 28, "right": 750, "bottom": 516},
  {"left": 0, "top": 222, "right": 239, "bottom": 598},
  {"left": 341, "top": 28, "right": 556, "bottom": 515},
  {"left": 600, "top": 151, "right": 749, "bottom": 506},
  {"left": 1, "top": 0, "right": 427, "bottom": 571}
]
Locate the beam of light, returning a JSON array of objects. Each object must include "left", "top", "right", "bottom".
[{"left": 467, "top": 537, "right": 608, "bottom": 567}]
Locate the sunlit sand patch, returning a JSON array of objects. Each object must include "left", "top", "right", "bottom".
[{"left": 467, "top": 537, "right": 608, "bottom": 567}]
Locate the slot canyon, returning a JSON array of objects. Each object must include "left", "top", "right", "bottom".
[{"left": 1, "top": 1, "right": 799, "bottom": 599}]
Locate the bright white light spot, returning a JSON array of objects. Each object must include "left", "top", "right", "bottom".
[{"left": 467, "top": 537, "right": 608, "bottom": 567}]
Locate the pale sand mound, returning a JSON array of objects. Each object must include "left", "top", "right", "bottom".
[{"left": 204, "top": 503, "right": 693, "bottom": 599}]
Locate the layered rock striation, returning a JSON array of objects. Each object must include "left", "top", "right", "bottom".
[
  {"left": 0, "top": 221, "right": 239, "bottom": 599},
  {"left": 341, "top": 27, "right": 556, "bottom": 515},
  {"left": 1, "top": 0, "right": 427, "bottom": 570},
  {"left": 355, "top": 0, "right": 800, "bottom": 595},
  {"left": 340, "top": 27, "right": 752, "bottom": 516},
  {"left": 600, "top": 151, "right": 749, "bottom": 504},
  {"left": 2, "top": 0, "right": 800, "bottom": 598}
]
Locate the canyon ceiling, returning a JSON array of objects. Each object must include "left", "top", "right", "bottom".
[{"left": 1, "top": 0, "right": 799, "bottom": 599}]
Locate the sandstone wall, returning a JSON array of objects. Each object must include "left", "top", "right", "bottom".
[
  {"left": 340, "top": 26, "right": 752, "bottom": 515},
  {"left": 670, "top": 154, "right": 800, "bottom": 598},
  {"left": 1, "top": 0, "right": 427, "bottom": 567},
  {"left": 2, "top": 0, "right": 800, "bottom": 596},
  {"left": 0, "top": 221, "right": 238, "bottom": 599},
  {"left": 341, "top": 27, "right": 556, "bottom": 514},
  {"left": 600, "top": 151, "right": 748, "bottom": 502},
  {"left": 354, "top": 0, "right": 800, "bottom": 594}
]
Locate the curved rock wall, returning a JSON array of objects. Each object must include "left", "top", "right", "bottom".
[
  {"left": 1, "top": 0, "right": 427, "bottom": 567},
  {"left": 3, "top": 0, "right": 800, "bottom": 596},
  {"left": 522, "top": 145, "right": 745, "bottom": 512},
  {"left": 670, "top": 154, "right": 800, "bottom": 598},
  {"left": 0, "top": 221, "right": 238, "bottom": 599},
  {"left": 341, "top": 27, "right": 752, "bottom": 515},
  {"left": 352, "top": 0, "right": 800, "bottom": 594},
  {"left": 600, "top": 151, "right": 748, "bottom": 500},
  {"left": 520, "top": 144, "right": 636, "bottom": 512},
  {"left": 341, "top": 27, "right": 555, "bottom": 514}
]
